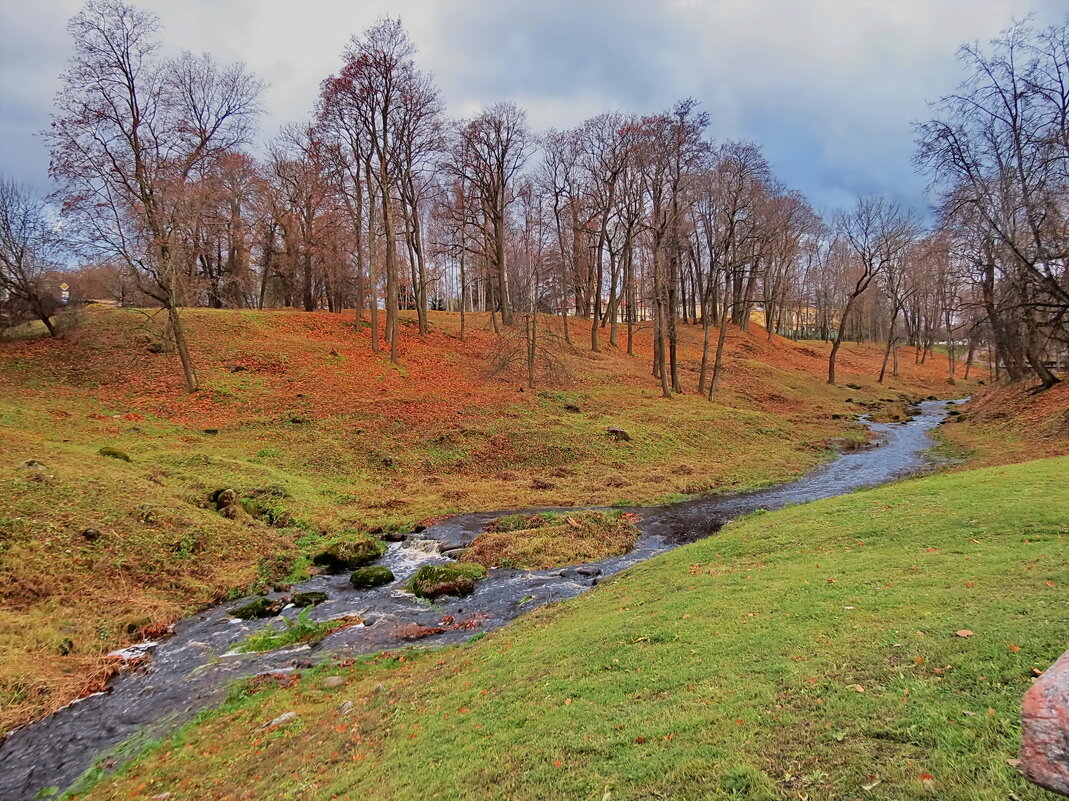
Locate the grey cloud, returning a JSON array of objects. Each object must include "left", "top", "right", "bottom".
[{"left": 1, "top": 0, "right": 1065, "bottom": 213}]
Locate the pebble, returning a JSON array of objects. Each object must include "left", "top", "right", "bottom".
[{"left": 260, "top": 711, "right": 297, "bottom": 729}]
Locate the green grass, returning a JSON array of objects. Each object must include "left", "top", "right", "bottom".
[
  {"left": 72, "top": 456, "right": 1069, "bottom": 801},
  {"left": 235, "top": 608, "right": 359, "bottom": 653}
]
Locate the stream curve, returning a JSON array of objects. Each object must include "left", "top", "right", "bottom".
[{"left": 0, "top": 398, "right": 963, "bottom": 799}]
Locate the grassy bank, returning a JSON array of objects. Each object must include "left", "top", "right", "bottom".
[
  {"left": 71, "top": 456, "right": 1069, "bottom": 801},
  {"left": 937, "top": 381, "right": 1069, "bottom": 468},
  {"left": 0, "top": 306, "right": 979, "bottom": 729}
]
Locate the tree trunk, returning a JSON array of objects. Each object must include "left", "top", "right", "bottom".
[{"left": 168, "top": 304, "right": 199, "bottom": 393}]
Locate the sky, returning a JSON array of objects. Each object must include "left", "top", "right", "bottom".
[{"left": 1, "top": 0, "right": 1065, "bottom": 218}]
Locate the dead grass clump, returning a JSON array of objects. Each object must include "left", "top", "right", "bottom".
[{"left": 462, "top": 511, "right": 640, "bottom": 570}]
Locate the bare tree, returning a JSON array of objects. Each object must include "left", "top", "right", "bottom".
[
  {"left": 917, "top": 19, "right": 1069, "bottom": 388},
  {"left": 47, "top": 0, "right": 263, "bottom": 391},
  {"left": 0, "top": 178, "right": 63, "bottom": 335},
  {"left": 446, "top": 102, "right": 532, "bottom": 327},
  {"left": 830, "top": 197, "right": 917, "bottom": 385}
]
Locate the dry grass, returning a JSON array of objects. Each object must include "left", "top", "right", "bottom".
[
  {"left": 0, "top": 306, "right": 984, "bottom": 730},
  {"left": 938, "top": 381, "right": 1069, "bottom": 467},
  {"left": 463, "top": 510, "right": 640, "bottom": 569}
]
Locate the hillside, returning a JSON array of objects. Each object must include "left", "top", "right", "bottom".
[
  {"left": 0, "top": 306, "right": 980, "bottom": 731},
  {"left": 69, "top": 456, "right": 1069, "bottom": 801}
]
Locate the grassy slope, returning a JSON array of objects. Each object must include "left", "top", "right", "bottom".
[
  {"left": 0, "top": 305, "right": 977, "bottom": 730},
  {"left": 938, "top": 381, "right": 1069, "bottom": 468},
  {"left": 75, "top": 456, "right": 1069, "bottom": 801}
]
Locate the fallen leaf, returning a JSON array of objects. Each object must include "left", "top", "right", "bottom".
[
  {"left": 954, "top": 630, "right": 975, "bottom": 638},
  {"left": 852, "top": 684, "right": 865, "bottom": 693},
  {"left": 1009, "top": 644, "right": 1020, "bottom": 653},
  {"left": 1007, "top": 759, "right": 1021, "bottom": 767}
]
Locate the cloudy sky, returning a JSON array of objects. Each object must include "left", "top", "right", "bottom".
[{"left": 1, "top": 0, "right": 1064, "bottom": 216}]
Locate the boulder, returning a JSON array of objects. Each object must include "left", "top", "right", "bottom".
[
  {"left": 231, "top": 597, "right": 285, "bottom": 620},
  {"left": 312, "top": 538, "right": 388, "bottom": 573},
  {"left": 350, "top": 566, "right": 395, "bottom": 589},
  {"left": 290, "top": 591, "right": 328, "bottom": 608},
  {"left": 1021, "top": 649, "right": 1069, "bottom": 796},
  {"left": 407, "top": 562, "right": 486, "bottom": 599}
]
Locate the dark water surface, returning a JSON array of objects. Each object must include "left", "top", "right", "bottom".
[{"left": 0, "top": 399, "right": 963, "bottom": 799}]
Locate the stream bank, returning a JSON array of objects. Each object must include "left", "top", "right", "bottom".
[{"left": 0, "top": 399, "right": 963, "bottom": 800}]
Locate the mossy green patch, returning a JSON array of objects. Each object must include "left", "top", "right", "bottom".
[
  {"left": 406, "top": 562, "right": 487, "bottom": 599},
  {"left": 311, "top": 538, "right": 388, "bottom": 573},
  {"left": 349, "top": 566, "right": 395, "bottom": 589}
]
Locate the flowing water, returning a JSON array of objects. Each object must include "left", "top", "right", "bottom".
[{"left": 0, "top": 399, "right": 964, "bottom": 799}]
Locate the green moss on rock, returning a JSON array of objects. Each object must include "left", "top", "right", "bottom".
[
  {"left": 406, "top": 562, "right": 487, "bottom": 599},
  {"left": 349, "top": 566, "right": 395, "bottom": 589},
  {"left": 290, "top": 591, "right": 328, "bottom": 608},
  {"left": 98, "top": 446, "right": 131, "bottom": 462},
  {"left": 231, "top": 597, "right": 284, "bottom": 620},
  {"left": 311, "top": 538, "right": 387, "bottom": 573}
]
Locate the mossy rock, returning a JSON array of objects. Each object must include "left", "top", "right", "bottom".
[
  {"left": 289, "top": 591, "right": 328, "bottom": 608},
  {"left": 311, "top": 538, "right": 388, "bottom": 573},
  {"left": 98, "top": 446, "right": 131, "bottom": 462},
  {"left": 406, "top": 562, "right": 487, "bottom": 599},
  {"left": 231, "top": 597, "right": 284, "bottom": 620},
  {"left": 350, "top": 566, "right": 395, "bottom": 589}
]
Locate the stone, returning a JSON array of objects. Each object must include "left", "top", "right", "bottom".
[
  {"left": 231, "top": 597, "right": 284, "bottom": 620},
  {"left": 212, "top": 488, "right": 238, "bottom": 507},
  {"left": 1020, "top": 649, "right": 1069, "bottom": 796},
  {"left": 290, "top": 591, "right": 328, "bottom": 608},
  {"left": 350, "top": 566, "right": 395, "bottom": 589},
  {"left": 323, "top": 676, "right": 345, "bottom": 688},
  {"left": 339, "top": 700, "right": 354, "bottom": 716},
  {"left": 407, "top": 562, "right": 487, "bottom": 599},
  {"left": 312, "top": 538, "right": 388, "bottom": 572},
  {"left": 147, "top": 342, "right": 166, "bottom": 354},
  {"left": 81, "top": 527, "right": 102, "bottom": 542},
  {"left": 97, "top": 446, "right": 131, "bottom": 462},
  {"left": 606, "top": 426, "right": 631, "bottom": 442},
  {"left": 260, "top": 711, "right": 297, "bottom": 729}
]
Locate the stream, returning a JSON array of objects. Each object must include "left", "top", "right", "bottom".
[{"left": 0, "top": 398, "right": 964, "bottom": 799}]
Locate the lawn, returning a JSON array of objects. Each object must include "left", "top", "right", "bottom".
[{"left": 71, "top": 455, "right": 1069, "bottom": 801}]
